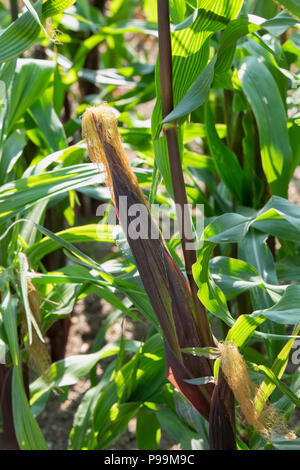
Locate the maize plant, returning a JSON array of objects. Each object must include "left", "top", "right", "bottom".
[{"left": 0, "top": 0, "right": 300, "bottom": 452}]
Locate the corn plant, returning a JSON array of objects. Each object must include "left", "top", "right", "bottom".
[{"left": 0, "top": 0, "right": 300, "bottom": 451}]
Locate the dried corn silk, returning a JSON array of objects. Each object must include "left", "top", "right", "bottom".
[{"left": 218, "top": 342, "right": 295, "bottom": 440}]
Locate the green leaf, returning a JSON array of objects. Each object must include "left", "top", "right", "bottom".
[
  {"left": 204, "top": 213, "right": 251, "bottom": 244},
  {"left": 272, "top": 437, "right": 300, "bottom": 450},
  {"left": 0, "top": 62, "right": 16, "bottom": 143},
  {"left": 113, "top": 225, "right": 136, "bottom": 265},
  {"left": 239, "top": 228, "right": 285, "bottom": 360},
  {"left": 19, "top": 200, "right": 49, "bottom": 247},
  {"left": 205, "top": 103, "right": 246, "bottom": 202},
  {"left": 183, "top": 122, "right": 227, "bottom": 142},
  {"left": 184, "top": 376, "right": 216, "bottom": 385},
  {"left": 253, "top": 196, "right": 300, "bottom": 242},
  {"left": 70, "top": 372, "right": 115, "bottom": 450},
  {"left": 252, "top": 0, "right": 279, "bottom": 18},
  {"left": 169, "top": 0, "right": 186, "bottom": 23},
  {"left": 0, "top": 129, "right": 27, "bottom": 184},
  {"left": 251, "top": 285, "right": 300, "bottom": 324},
  {"left": 152, "top": 0, "right": 244, "bottom": 193},
  {"left": 0, "top": 0, "right": 77, "bottom": 63},
  {"left": 12, "top": 368, "right": 48, "bottom": 450},
  {"left": 92, "top": 353, "right": 141, "bottom": 448},
  {"left": 30, "top": 340, "right": 141, "bottom": 405},
  {"left": 226, "top": 314, "right": 266, "bottom": 349},
  {"left": 276, "top": 256, "right": 300, "bottom": 283},
  {"left": 6, "top": 59, "right": 55, "bottom": 135},
  {"left": 93, "top": 334, "right": 165, "bottom": 449},
  {"left": 193, "top": 242, "right": 234, "bottom": 326},
  {"left": 98, "top": 402, "right": 141, "bottom": 449},
  {"left": 30, "top": 89, "right": 67, "bottom": 152},
  {"left": 262, "top": 10, "right": 299, "bottom": 36},
  {"left": 248, "top": 362, "right": 300, "bottom": 408},
  {"left": 226, "top": 312, "right": 298, "bottom": 347},
  {"left": 273, "top": 0, "right": 300, "bottom": 21},
  {"left": 25, "top": 246, "right": 158, "bottom": 328},
  {"left": 41, "top": 282, "right": 81, "bottom": 332},
  {"left": 215, "top": 17, "right": 260, "bottom": 74},
  {"left": 0, "top": 80, "right": 5, "bottom": 106},
  {"left": 162, "top": 57, "right": 216, "bottom": 123},
  {"left": 136, "top": 406, "right": 161, "bottom": 450},
  {"left": 239, "top": 229, "right": 277, "bottom": 287},
  {"left": 209, "top": 256, "right": 264, "bottom": 297},
  {"left": 181, "top": 346, "right": 220, "bottom": 360},
  {"left": 1, "top": 289, "right": 20, "bottom": 367},
  {"left": 42, "top": 0, "right": 77, "bottom": 18},
  {"left": 1, "top": 289, "right": 47, "bottom": 450},
  {"left": 288, "top": 118, "right": 300, "bottom": 173},
  {"left": 156, "top": 407, "right": 205, "bottom": 450},
  {"left": 254, "top": 324, "right": 300, "bottom": 412},
  {"left": 0, "top": 164, "right": 102, "bottom": 223},
  {"left": 18, "top": 252, "right": 44, "bottom": 344},
  {"left": 202, "top": 197, "right": 300, "bottom": 245},
  {"left": 26, "top": 224, "right": 114, "bottom": 266},
  {"left": 238, "top": 57, "right": 293, "bottom": 197},
  {"left": 127, "top": 334, "right": 166, "bottom": 403},
  {"left": 0, "top": 1, "right": 42, "bottom": 64},
  {"left": 182, "top": 151, "right": 215, "bottom": 171},
  {"left": 23, "top": 0, "right": 48, "bottom": 37}
]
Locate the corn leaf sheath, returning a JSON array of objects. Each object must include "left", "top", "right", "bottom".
[
  {"left": 155, "top": 0, "right": 235, "bottom": 447},
  {"left": 209, "top": 368, "right": 236, "bottom": 450},
  {"left": 157, "top": 0, "right": 213, "bottom": 349},
  {"left": 82, "top": 106, "right": 213, "bottom": 419}
]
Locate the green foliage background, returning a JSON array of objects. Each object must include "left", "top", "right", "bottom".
[{"left": 0, "top": 0, "right": 300, "bottom": 450}]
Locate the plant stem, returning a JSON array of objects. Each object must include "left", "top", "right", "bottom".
[
  {"left": 157, "top": 0, "right": 213, "bottom": 349},
  {"left": 223, "top": 89, "right": 232, "bottom": 149},
  {"left": 9, "top": 0, "right": 18, "bottom": 21}
]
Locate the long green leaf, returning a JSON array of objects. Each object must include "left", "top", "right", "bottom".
[
  {"left": 251, "top": 285, "right": 300, "bottom": 324},
  {"left": 202, "top": 197, "right": 300, "bottom": 245},
  {"left": 0, "top": 0, "right": 76, "bottom": 63},
  {"left": 26, "top": 224, "right": 114, "bottom": 266},
  {"left": 152, "top": 0, "right": 244, "bottom": 193},
  {"left": 273, "top": 0, "right": 300, "bottom": 21},
  {"left": 254, "top": 325, "right": 300, "bottom": 412},
  {"left": 162, "top": 57, "right": 216, "bottom": 123},
  {"left": 2, "top": 289, "right": 47, "bottom": 450},
  {"left": 30, "top": 340, "right": 141, "bottom": 405},
  {"left": 226, "top": 314, "right": 266, "bottom": 349},
  {"left": 18, "top": 252, "right": 44, "bottom": 344},
  {"left": 6, "top": 59, "right": 54, "bottom": 136},
  {"left": 0, "top": 164, "right": 102, "bottom": 223},
  {"left": 12, "top": 368, "right": 48, "bottom": 450},
  {"left": 0, "top": 1, "right": 42, "bottom": 64},
  {"left": 239, "top": 57, "right": 293, "bottom": 197},
  {"left": 193, "top": 242, "right": 235, "bottom": 326},
  {"left": 205, "top": 103, "right": 247, "bottom": 203},
  {"left": 209, "top": 256, "right": 265, "bottom": 297}
]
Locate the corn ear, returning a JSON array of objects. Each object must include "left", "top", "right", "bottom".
[
  {"left": 22, "top": 280, "right": 51, "bottom": 383},
  {"left": 82, "top": 104, "right": 214, "bottom": 419}
]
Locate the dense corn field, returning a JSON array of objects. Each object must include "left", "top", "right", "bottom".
[{"left": 0, "top": 0, "right": 300, "bottom": 451}]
